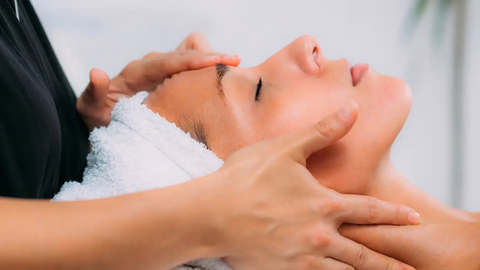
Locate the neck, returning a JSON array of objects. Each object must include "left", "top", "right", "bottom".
[{"left": 364, "top": 153, "right": 473, "bottom": 224}]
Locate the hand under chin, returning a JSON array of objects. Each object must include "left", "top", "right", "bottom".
[{"left": 339, "top": 221, "right": 480, "bottom": 270}]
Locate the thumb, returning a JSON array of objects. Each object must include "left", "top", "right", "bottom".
[
  {"left": 86, "top": 68, "right": 110, "bottom": 103},
  {"left": 284, "top": 101, "right": 358, "bottom": 163}
]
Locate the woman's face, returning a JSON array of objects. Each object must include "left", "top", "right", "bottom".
[{"left": 146, "top": 35, "right": 412, "bottom": 194}]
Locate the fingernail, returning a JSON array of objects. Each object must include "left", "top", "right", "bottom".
[
  {"left": 408, "top": 211, "right": 420, "bottom": 225},
  {"left": 338, "top": 103, "right": 352, "bottom": 120}
]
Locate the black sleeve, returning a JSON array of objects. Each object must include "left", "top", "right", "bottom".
[{"left": 0, "top": 0, "right": 89, "bottom": 199}]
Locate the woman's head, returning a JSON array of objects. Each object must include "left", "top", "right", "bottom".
[{"left": 145, "top": 35, "right": 412, "bottom": 194}]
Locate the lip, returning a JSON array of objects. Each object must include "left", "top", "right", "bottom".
[{"left": 350, "top": 64, "right": 369, "bottom": 86}]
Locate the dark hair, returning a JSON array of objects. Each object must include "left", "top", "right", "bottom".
[{"left": 177, "top": 115, "right": 209, "bottom": 149}]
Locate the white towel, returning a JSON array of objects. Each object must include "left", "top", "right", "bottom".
[{"left": 53, "top": 92, "right": 231, "bottom": 270}]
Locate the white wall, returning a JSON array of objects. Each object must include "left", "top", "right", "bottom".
[
  {"left": 31, "top": 0, "right": 479, "bottom": 210},
  {"left": 464, "top": 0, "right": 480, "bottom": 211}
]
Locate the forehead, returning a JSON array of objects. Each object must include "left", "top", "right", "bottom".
[
  {"left": 154, "top": 67, "right": 219, "bottom": 119},
  {"left": 153, "top": 66, "right": 239, "bottom": 142}
]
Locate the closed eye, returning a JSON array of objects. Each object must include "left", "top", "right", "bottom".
[{"left": 255, "top": 77, "right": 263, "bottom": 101}]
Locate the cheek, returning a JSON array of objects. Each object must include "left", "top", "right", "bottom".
[
  {"left": 247, "top": 82, "right": 373, "bottom": 194},
  {"left": 355, "top": 74, "right": 412, "bottom": 147},
  {"left": 309, "top": 74, "right": 412, "bottom": 194},
  {"left": 206, "top": 109, "right": 247, "bottom": 160},
  {"left": 243, "top": 77, "right": 354, "bottom": 155}
]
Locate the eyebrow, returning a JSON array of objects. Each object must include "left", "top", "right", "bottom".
[{"left": 216, "top": 64, "right": 229, "bottom": 98}]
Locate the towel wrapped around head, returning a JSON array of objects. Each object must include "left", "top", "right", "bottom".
[{"left": 53, "top": 92, "right": 232, "bottom": 270}]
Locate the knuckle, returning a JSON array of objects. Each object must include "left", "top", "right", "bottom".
[
  {"left": 395, "top": 204, "right": 401, "bottom": 223},
  {"left": 307, "top": 231, "right": 332, "bottom": 248},
  {"left": 314, "top": 120, "right": 335, "bottom": 138},
  {"left": 385, "top": 259, "right": 395, "bottom": 270},
  {"left": 325, "top": 195, "right": 343, "bottom": 216},
  {"left": 122, "top": 60, "right": 143, "bottom": 77},
  {"left": 297, "top": 256, "right": 317, "bottom": 270},
  {"left": 126, "top": 59, "right": 142, "bottom": 69},
  {"left": 354, "top": 245, "right": 367, "bottom": 269},
  {"left": 385, "top": 259, "right": 403, "bottom": 270},
  {"left": 367, "top": 197, "right": 380, "bottom": 223},
  {"left": 316, "top": 195, "right": 342, "bottom": 219},
  {"left": 143, "top": 52, "right": 159, "bottom": 59},
  {"left": 76, "top": 99, "right": 86, "bottom": 113}
]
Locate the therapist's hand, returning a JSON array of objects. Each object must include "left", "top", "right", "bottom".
[
  {"left": 176, "top": 32, "right": 213, "bottom": 52},
  {"left": 199, "top": 102, "right": 417, "bottom": 270},
  {"left": 77, "top": 49, "right": 240, "bottom": 131},
  {"left": 340, "top": 221, "right": 480, "bottom": 270}
]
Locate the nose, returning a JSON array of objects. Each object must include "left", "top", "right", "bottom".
[{"left": 290, "top": 35, "right": 323, "bottom": 75}]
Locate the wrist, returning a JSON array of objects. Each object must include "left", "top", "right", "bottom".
[
  {"left": 179, "top": 173, "right": 230, "bottom": 259},
  {"left": 144, "top": 174, "right": 227, "bottom": 262},
  {"left": 187, "top": 171, "right": 233, "bottom": 259}
]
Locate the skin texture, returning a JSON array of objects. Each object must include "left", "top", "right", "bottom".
[
  {"left": 0, "top": 104, "right": 417, "bottom": 270},
  {"left": 0, "top": 33, "right": 419, "bottom": 270},
  {"left": 145, "top": 35, "right": 480, "bottom": 269},
  {"left": 77, "top": 49, "right": 241, "bottom": 131},
  {"left": 145, "top": 35, "right": 412, "bottom": 194}
]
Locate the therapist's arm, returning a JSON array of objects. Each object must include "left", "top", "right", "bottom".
[
  {"left": 0, "top": 184, "right": 214, "bottom": 270},
  {"left": 0, "top": 103, "right": 417, "bottom": 270}
]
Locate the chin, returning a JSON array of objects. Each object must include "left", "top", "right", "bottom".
[
  {"left": 307, "top": 74, "right": 412, "bottom": 195},
  {"left": 379, "top": 75, "right": 413, "bottom": 132},
  {"left": 358, "top": 72, "right": 412, "bottom": 133}
]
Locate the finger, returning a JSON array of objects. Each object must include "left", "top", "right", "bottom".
[
  {"left": 278, "top": 101, "right": 358, "bottom": 164},
  {"left": 177, "top": 32, "right": 213, "bottom": 52},
  {"left": 184, "top": 52, "right": 241, "bottom": 69},
  {"left": 144, "top": 51, "right": 240, "bottom": 84},
  {"left": 339, "top": 224, "right": 421, "bottom": 260},
  {"left": 191, "top": 33, "right": 213, "bottom": 51},
  {"left": 87, "top": 68, "right": 110, "bottom": 103},
  {"left": 336, "top": 194, "right": 420, "bottom": 225},
  {"left": 331, "top": 236, "right": 415, "bottom": 270},
  {"left": 176, "top": 37, "right": 190, "bottom": 51},
  {"left": 320, "top": 258, "right": 354, "bottom": 270}
]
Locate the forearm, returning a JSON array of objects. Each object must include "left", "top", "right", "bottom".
[{"left": 0, "top": 177, "right": 216, "bottom": 270}]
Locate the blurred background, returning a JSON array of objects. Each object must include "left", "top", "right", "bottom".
[{"left": 32, "top": 0, "right": 479, "bottom": 211}]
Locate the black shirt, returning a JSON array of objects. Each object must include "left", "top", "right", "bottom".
[{"left": 0, "top": 0, "right": 89, "bottom": 198}]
